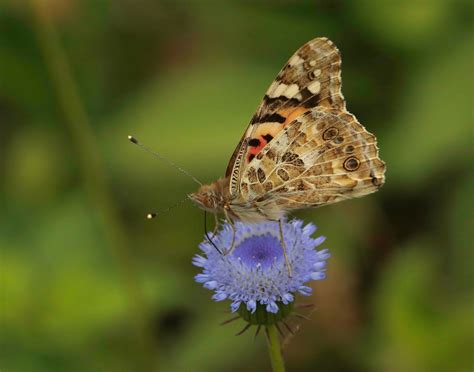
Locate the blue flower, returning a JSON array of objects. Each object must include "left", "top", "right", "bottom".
[{"left": 193, "top": 219, "right": 330, "bottom": 315}]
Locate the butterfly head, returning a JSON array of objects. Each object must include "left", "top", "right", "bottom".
[{"left": 188, "top": 182, "right": 226, "bottom": 213}]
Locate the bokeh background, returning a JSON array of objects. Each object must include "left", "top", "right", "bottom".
[{"left": 1, "top": 1, "right": 472, "bottom": 371}]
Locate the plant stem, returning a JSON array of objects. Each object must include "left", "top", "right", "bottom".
[
  {"left": 266, "top": 325, "right": 286, "bottom": 372},
  {"left": 30, "top": 1, "right": 157, "bottom": 370}
]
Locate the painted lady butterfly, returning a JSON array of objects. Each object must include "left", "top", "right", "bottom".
[{"left": 188, "top": 37, "right": 386, "bottom": 272}]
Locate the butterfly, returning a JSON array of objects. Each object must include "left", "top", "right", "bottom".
[{"left": 188, "top": 37, "right": 385, "bottom": 273}]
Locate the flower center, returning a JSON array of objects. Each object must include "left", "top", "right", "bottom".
[{"left": 232, "top": 233, "right": 283, "bottom": 269}]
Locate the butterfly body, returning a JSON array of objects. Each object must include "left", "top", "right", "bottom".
[
  {"left": 189, "top": 177, "right": 281, "bottom": 222},
  {"left": 189, "top": 37, "right": 385, "bottom": 224}
]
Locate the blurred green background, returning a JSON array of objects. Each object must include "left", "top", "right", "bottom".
[{"left": 1, "top": 1, "right": 472, "bottom": 371}]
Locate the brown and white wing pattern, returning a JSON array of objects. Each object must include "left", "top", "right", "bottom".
[
  {"left": 237, "top": 107, "right": 385, "bottom": 215},
  {"left": 226, "top": 37, "right": 345, "bottom": 196}
]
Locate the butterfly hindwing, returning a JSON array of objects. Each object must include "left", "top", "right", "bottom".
[
  {"left": 238, "top": 107, "right": 385, "bottom": 213},
  {"left": 226, "top": 37, "right": 345, "bottom": 196}
]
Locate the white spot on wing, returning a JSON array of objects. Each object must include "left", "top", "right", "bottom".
[
  {"left": 272, "top": 83, "right": 288, "bottom": 97},
  {"left": 307, "top": 81, "right": 321, "bottom": 94},
  {"left": 293, "top": 93, "right": 303, "bottom": 100},
  {"left": 268, "top": 83, "right": 301, "bottom": 99},
  {"left": 266, "top": 81, "right": 279, "bottom": 95},
  {"left": 288, "top": 54, "right": 304, "bottom": 66},
  {"left": 284, "top": 83, "right": 300, "bottom": 98}
]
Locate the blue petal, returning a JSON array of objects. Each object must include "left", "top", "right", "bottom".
[
  {"left": 194, "top": 274, "right": 209, "bottom": 283},
  {"left": 192, "top": 255, "right": 207, "bottom": 267},
  {"left": 313, "top": 261, "right": 326, "bottom": 270},
  {"left": 246, "top": 300, "right": 257, "bottom": 313},
  {"left": 298, "top": 286, "right": 313, "bottom": 296},
  {"left": 204, "top": 280, "right": 218, "bottom": 289},
  {"left": 313, "top": 236, "right": 326, "bottom": 246},
  {"left": 230, "top": 301, "right": 241, "bottom": 313},
  {"left": 266, "top": 301, "right": 279, "bottom": 313},
  {"left": 198, "top": 242, "right": 212, "bottom": 253},
  {"left": 303, "top": 223, "right": 317, "bottom": 236},
  {"left": 310, "top": 272, "right": 326, "bottom": 280},
  {"left": 212, "top": 292, "right": 227, "bottom": 302},
  {"left": 317, "top": 249, "right": 330, "bottom": 260},
  {"left": 282, "top": 293, "right": 294, "bottom": 304}
]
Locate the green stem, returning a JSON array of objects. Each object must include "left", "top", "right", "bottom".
[
  {"left": 266, "top": 325, "right": 286, "bottom": 372},
  {"left": 30, "top": 1, "right": 157, "bottom": 370}
]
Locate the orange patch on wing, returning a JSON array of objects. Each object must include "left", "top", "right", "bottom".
[
  {"left": 254, "top": 122, "right": 283, "bottom": 138},
  {"left": 245, "top": 108, "right": 308, "bottom": 163},
  {"left": 247, "top": 141, "right": 266, "bottom": 158},
  {"left": 280, "top": 106, "right": 308, "bottom": 126},
  {"left": 246, "top": 125, "right": 279, "bottom": 162}
]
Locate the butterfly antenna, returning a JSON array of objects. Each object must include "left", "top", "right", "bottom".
[
  {"left": 146, "top": 196, "right": 189, "bottom": 220},
  {"left": 128, "top": 135, "right": 202, "bottom": 186}
]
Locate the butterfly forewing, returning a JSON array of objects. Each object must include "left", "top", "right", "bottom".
[
  {"left": 226, "top": 37, "right": 345, "bottom": 196},
  {"left": 252, "top": 37, "right": 345, "bottom": 122}
]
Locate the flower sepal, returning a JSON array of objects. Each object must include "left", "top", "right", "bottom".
[{"left": 238, "top": 301, "right": 294, "bottom": 325}]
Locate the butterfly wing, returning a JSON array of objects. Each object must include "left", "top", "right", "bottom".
[
  {"left": 226, "top": 37, "right": 345, "bottom": 196},
  {"left": 238, "top": 106, "right": 385, "bottom": 213}
]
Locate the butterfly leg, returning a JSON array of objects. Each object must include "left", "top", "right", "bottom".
[
  {"left": 279, "top": 219, "right": 293, "bottom": 277},
  {"left": 222, "top": 209, "right": 237, "bottom": 256},
  {"left": 211, "top": 214, "right": 220, "bottom": 237}
]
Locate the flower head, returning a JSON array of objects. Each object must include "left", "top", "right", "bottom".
[{"left": 193, "top": 219, "right": 329, "bottom": 317}]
